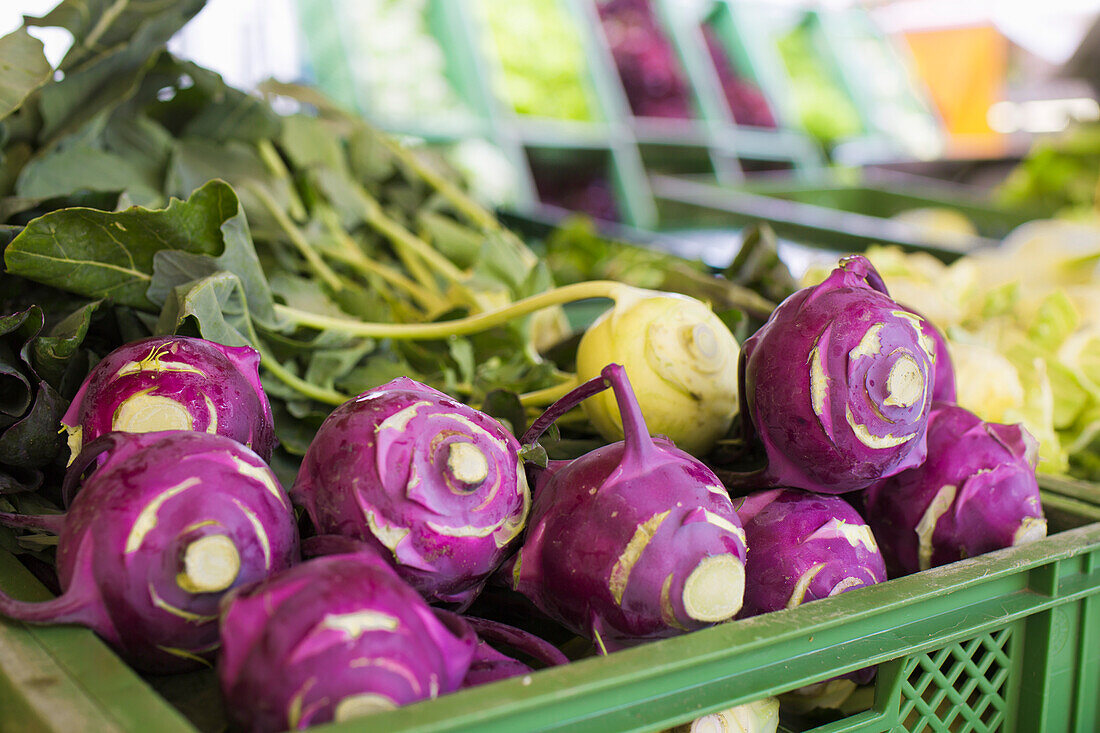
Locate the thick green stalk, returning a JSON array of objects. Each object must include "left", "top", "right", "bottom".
[
  {"left": 317, "top": 206, "right": 446, "bottom": 313},
  {"left": 376, "top": 134, "right": 536, "bottom": 268},
  {"left": 350, "top": 183, "right": 469, "bottom": 287},
  {"left": 250, "top": 184, "right": 343, "bottom": 292},
  {"left": 254, "top": 341, "right": 348, "bottom": 405},
  {"left": 519, "top": 376, "right": 582, "bottom": 406},
  {"left": 257, "top": 140, "right": 308, "bottom": 221},
  {"left": 275, "top": 280, "right": 627, "bottom": 340}
]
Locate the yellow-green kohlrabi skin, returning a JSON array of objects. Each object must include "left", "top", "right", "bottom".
[{"left": 576, "top": 290, "right": 740, "bottom": 457}]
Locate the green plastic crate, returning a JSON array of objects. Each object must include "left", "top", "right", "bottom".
[
  {"left": 648, "top": 173, "right": 1054, "bottom": 259},
  {"left": 2, "top": 482, "right": 1100, "bottom": 732}
]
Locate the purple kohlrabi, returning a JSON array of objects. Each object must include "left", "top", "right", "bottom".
[
  {"left": 912, "top": 308, "right": 956, "bottom": 403},
  {"left": 739, "top": 255, "right": 935, "bottom": 493},
  {"left": 292, "top": 378, "right": 529, "bottom": 608},
  {"left": 865, "top": 403, "right": 1046, "bottom": 575},
  {"left": 61, "top": 336, "right": 276, "bottom": 462},
  {"left": 218, "top": 552, "right": 477, "bottom": 732},
  {"left": 0, "top": 431, "right": 299, "bottom": 672},
  {"left": 735, "top": 489, "right": 886, "bottom": 618},
  {"left": 509, "top": 363, "right": 747, "bottom": 652}
]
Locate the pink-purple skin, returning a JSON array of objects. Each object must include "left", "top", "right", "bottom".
[
  {"left": 218, "top": 552, "right": 477, "bottom": 733},
  {"left": 864, "top": 403, "right": 1045, "bottom": 576},
  {"left": 61, "top": 336, "right": 276, "bottom": 462},
  {"left": 457, "top": 614, "right": 569, "bottom": 688},
  {"left": 911, "top": 308, "right": 956, "bottom": 403},
  {"left": 735, "top": 489, "right": 886, "bottom": 619},
  {"left": 510, "top": 364, "right": 748, "bottom": 652},
  {"left": 291, "top": 378, "right": 529, "bottom": 609},
  {"left": 739, "top": 255, "right": 935, "bottom": 493},
  {"left": 0, "top": 431, "right": 299, "bottom": 672}
]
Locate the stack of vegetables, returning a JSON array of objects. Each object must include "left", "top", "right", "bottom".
[
  {"left": 474, "top": 0, "right": 596, "bottom": 122},
  {"left": 301, "top": 0, "right": 473, "bottom": 125},
  {"left": 0, "top": 5, "right": 1058, "bottom": 732},
  {"left": 595, "top": 0, "right": 696, "bottom": 120},
  {"left": 701, "top": 25, "right": 776, "bottom": 129}
]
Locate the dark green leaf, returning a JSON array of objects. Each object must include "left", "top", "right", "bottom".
[
  {"left": 166, "top": 138, "right": 298, "bottom": 237},
  {"left": 0, "top": 28, "right": 52, "bottom": 121},
  {"left": 5, "top": 179, "right": 236, "bottom": 309},
  {"left": 15, "top": 145, "right": 163, "bottom": 206},
  {"left": 279, "top": 115, "right": 347, "bottom": 173},
  {"left": 482, "top": 389, "right": 526, "bottom": 438},
  {"left": 32, "top": 299, "right": 101, "bottom": 388},
  {"left": 100, "top": 111, "right": 174, "bottom": 185},
  {"left": 180, "top": 64, "right": 281, "bottom": 144},
  {"left": 0, "top": 382, "right": 63, "bottom": 468},
  {"left": 26, "top": 0, "right": 199, "bottom": 71},
  {"left": 36, "top": 2, "right": 204, "bottom": 145},
  {"left": 148, "top": 184, "right": 278, "bottom": 328},
  {"left": 155, "top": 271, "right": 254, "bottom": 348}
]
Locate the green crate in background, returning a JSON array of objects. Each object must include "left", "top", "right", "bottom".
[
  {"left": 648, "top": 172, "right": 1054, "bottom": 259},
  {"left": 815, "top": 8, "right": 944, "bottom": 166},
  {"left": 667, "top": 0, "right": 824, "bottom": 178},
  {"left": 2, "top": 484, "right": 1100, "bottom": 732}
]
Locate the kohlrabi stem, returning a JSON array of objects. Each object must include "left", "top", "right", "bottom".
[
  {"left": 275, "top": 280, "right": 623, "bottom": 340},
  {"left": 317, "top": 205, "right": 447, "bottom": 313},
  {"left": 256, "top": 140, "right": 308, "bottom": 221},
  {"left": 349, "top": 183, "right": 469, "bottom": 289},
  {"left": 460, "top": 615, "right": 570, "bottom": 667},
  {"left": 0, "top": 512, "right": 66, "bottom": 534},
  {"left": 250, "top": 184, "right": 343, "bottom": 292},
  {"left": 519, "top": 376, "right": 581, "bottom": 407},
  {"left": 602, "top": 363, "right": 657, "bottom": 469},
  {"left": 254, "top": 341, "right": 349, "bottom": 405},
  {"left": 521, "top": 374, "right": 610, "bottom": 445},
  {"left": 374, "top": 130, "right": 499, "bottom": 234},
  {"left": 0, "top": 587, "right": 97, "bottom": 625}
]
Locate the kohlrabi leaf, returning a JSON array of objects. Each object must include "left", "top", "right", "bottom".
[
  {"left": 156, "top": 271, "right": 255, "bottom": 348},
  {"left": 148, "top": 183, "right": 277, "bottom": 327},
  {"left": 176, "top": 61, "right": 281, "bottom": 144},
  {"left": 277, "top": 114, "right": 347, "bottom": 174},
  {"left": 32, "top": 298, "right": 102, "bottom": 390},
  {"left": 0, "top": 28, "right": 52, "bottom": 122},
  {"left": 35, "top": 1, "right": 204, "bottom": 144},
  {"left": 100, "top": 112, "right": 175, "bottom": 182},
  {"left": 166, "top": 138, "right": 299, "bottom": 238},
  {"left": 15, "top": 144, "right": 163, "bottom": 206},
  {"left": 5, "top": 180, "right": 238, "bottom": 309},
  {"left": 0, "top": 381, "right": 63, "bottom": 468}
]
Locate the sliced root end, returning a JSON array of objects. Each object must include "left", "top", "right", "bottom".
[
  {"left": 883, "top": 354, "right": 924, "bottom": 408},
  {"left": 178, "top": 534, "right": 240, "bottom": 593},
  {"left": 1013, "top": 516, "right": 1048, "bottom": 546},
  {"left": 447, "top": 442, "right": 489, "bottom": 486},
  {"left": 682, "top": 554, "right": 744, "bottom": 623},
  {"left": 334, "top": 693, "right": 397, "bottom": 722},
  {"left": 114, "top": 394, "right": 194, "bottom": 434}
]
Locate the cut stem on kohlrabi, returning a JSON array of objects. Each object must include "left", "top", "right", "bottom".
[
  {"left": 511, "top": 363, "right": 748, "bottom": 649},
  {"left": 0, "top": 431, "right": 299, "bottom": 673}
]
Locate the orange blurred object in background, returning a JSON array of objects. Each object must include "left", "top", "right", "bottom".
[{"left": 903, "top": 24, "right": 1008, "bottom": 156}]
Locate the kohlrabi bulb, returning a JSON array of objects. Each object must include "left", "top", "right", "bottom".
[
  {"left": 511, "top": 363, "right": 747, "bottom": 651},
  {"left": 61, "top": 336, "right": 276, "bottom": 462},
  {"left": 0, "top": 431, "right": 299, "bottom": 672},
  {"left": 218, "top": 552, "right": 476, "bottom": 732},
  {"left": 865, "top": 403, "right": 1046, "bottom": 575},
  {"left": 576, "top": 289, "right": 740, "bottom": 456},
  {"left": 740, "top": 256, "right": 934, "bottom": 493},
  {"left": 734, "top": 489, "right": 886, "bottom": 618},
  {"left": 292, "top": 378, "right": 529, "bottom": 608}
]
